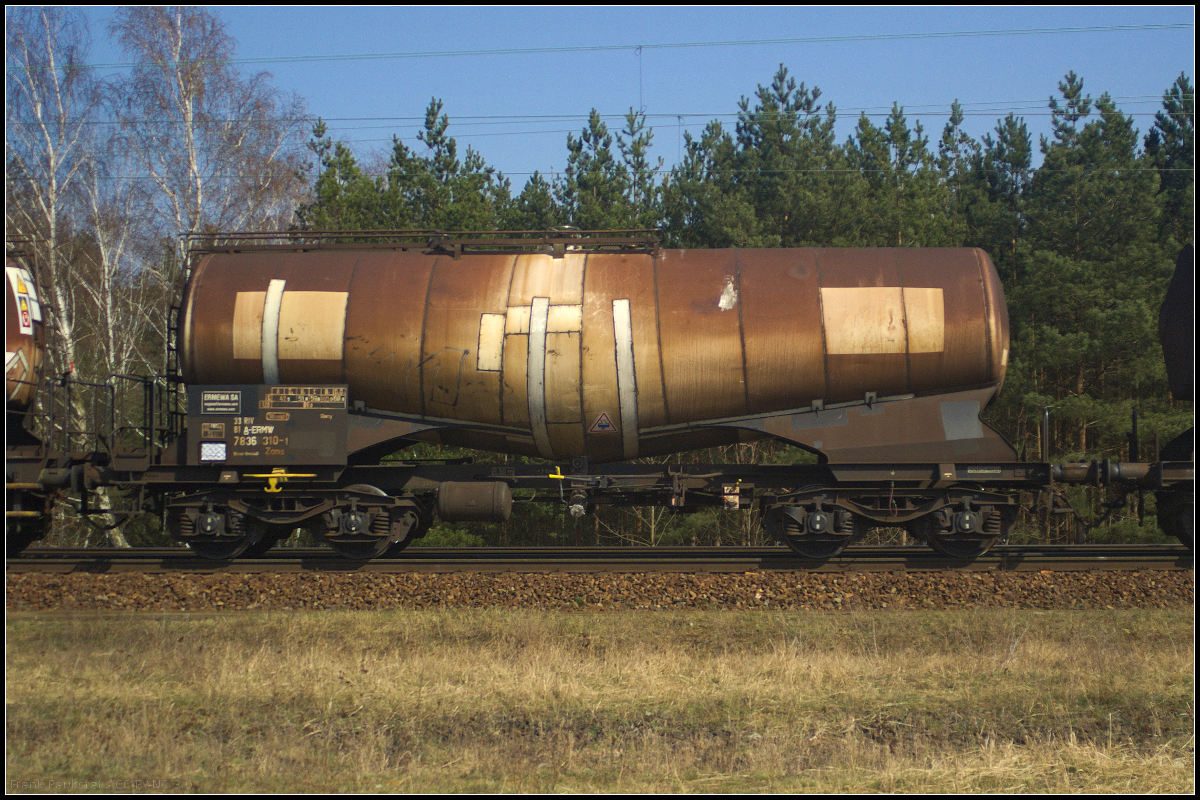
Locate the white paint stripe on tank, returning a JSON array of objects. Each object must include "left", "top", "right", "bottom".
[
  {"left": 262, "top": 279, "right": 286, "bottom": 384},
  {"left": 527, "top": 297, "right": 553, "bottom": 459},
  {"left": 612, "top": 299, "right": 639, "bottom": 459}
]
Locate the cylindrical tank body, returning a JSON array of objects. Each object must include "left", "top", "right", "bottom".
[
  {"left": 181, "top": 246, "right": 1008, "bottom": 461},
  {"left": 5, "top": 253, "right": 45, "bottom": 411}
]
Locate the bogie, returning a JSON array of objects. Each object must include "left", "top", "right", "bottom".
[
  {"left": 907, "top": 499, "right": 1017, "bottom": 559},
  {"left": 168, "top": 503, "right": 263, "bottom": 561},
  {"left": 763, "top": 487, "right": 869, "bottom": 560},
  {"left": 320, "top": 486, "right": 429, "bottom": 560}
]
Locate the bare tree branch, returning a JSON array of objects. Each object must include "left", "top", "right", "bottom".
[{"left": 6, "top": 7, "right": 101, "bottom": 376}]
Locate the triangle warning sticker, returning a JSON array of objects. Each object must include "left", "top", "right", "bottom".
[{"left": 589, "top": 412, "right": 618, "bottom": 433}]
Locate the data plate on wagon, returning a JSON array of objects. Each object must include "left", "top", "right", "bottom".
[{"left": 186, "top": 385, "right": 348, "bottom": 466}]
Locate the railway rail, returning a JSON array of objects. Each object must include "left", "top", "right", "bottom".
[{"left": 7, "top": 544, "right": 1192, "bottom": 575}]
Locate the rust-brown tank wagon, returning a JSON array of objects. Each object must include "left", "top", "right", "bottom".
[
  {"left": 7, "top": 234, "right": 1195, "bottom": 561},
  {"left": 180, "top": 246, "right": 1012, "bottom": 464}
]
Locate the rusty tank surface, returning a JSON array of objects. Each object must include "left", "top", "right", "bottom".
[
  {"left": 5, "top": 250, "right": 45, "bottom": 413},
  {"left": 180, "top": 239, "right": 1013, "bottom": 464}
]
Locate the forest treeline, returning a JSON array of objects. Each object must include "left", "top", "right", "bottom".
[
  {"left": 5, "top": 8, "right": 1194, "bottom": 545},
  {"left": 295, "top": 67, "right": 1195, "bottom": 464}
]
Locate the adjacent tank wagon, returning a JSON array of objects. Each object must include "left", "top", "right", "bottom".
[
  {"left": 5, "top": 250, "right": 45, "bottom": 413},
  {"left": 5, "top": 244, "right": 50, "bottom": 556}
]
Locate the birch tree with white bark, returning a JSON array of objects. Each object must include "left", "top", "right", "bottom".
[
  {"left": 5, "top": 6, "right": 99, "bottom": 378},
  {"left": 108, "top": 5, "right": 310, "bottom": 325}
]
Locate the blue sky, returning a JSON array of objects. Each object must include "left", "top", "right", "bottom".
[{"left": 81, "top": 6, "right": 1194, "bottom": 188}]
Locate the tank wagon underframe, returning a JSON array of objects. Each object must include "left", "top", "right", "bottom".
[{"left": 19, "top": 451, "right": 1188, "bottom": 560}]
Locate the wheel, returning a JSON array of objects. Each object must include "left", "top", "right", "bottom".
[
  {"left": 6, "top": 491, "right": 48, "bottom": 557},
  {"left": 323, "top": 486, "right": 424, "bottom": 560},
  {"left": 6, "top": 518, "right": 47, "bottom": 558},
  {"left": 924, "top": 531, "right": 999, "bottom": 560},
  {"left": 764, "top": 497, "right": 864, "bottom": 560},
  {"left": 326, "top": 505, "right": 423, "bottom": 560},
  {"left": 1156, "top": 486, "right": 1194, "bottom": 549},
  {"left": 187, "top": 538, "right": 256, "bottom": 560},
  {"left": 187, "top": 529, "right": 264, "bottom": 561},
  {"left": 909, "top": 505, "right": 1008, "bottom": 560},
  {"left": 327, "top": 533, "right": 398, "bottom": 561},
  {"left": 170, "top": 505, "right": 264, "bottom": 561}
]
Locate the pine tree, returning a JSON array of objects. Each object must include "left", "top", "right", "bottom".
[
  {"left": 1144, "top": 73, "right": 1194, "bottom": 248},
  {"left": 557, "top": 110, "right": 631, "bottom": 230},
  {"left": 1016, "top": 73, "right": 1171, "bottom": 456},
  {"left": 618, "top": 108, "right": 664, "bottom": 230},
  {"left": 973, "top": 114, "right": 1033, "bottom": 286},
  {"left": 732, "top": 65, "right": 845, "bottom": 246},
  {"left": 937, "top": 101, "right": 982, "bottom": 247},
  {"left": 401, "top": 98, "right": 510, "bottom": 230},
  {"left": 503, "top": 171, "right": 563, "bottom": 231},
  {"left": 295, "top": 120, "right": 390, "bottom": 231},
  {"left": 298, "top": 99, "right": 510, "bottom": 232},
  {"left": 846, "top": 104, "right": 952, "bottom": 247},
  {"left": 660, "top": 121, "right": 761, "bottom": 247}
]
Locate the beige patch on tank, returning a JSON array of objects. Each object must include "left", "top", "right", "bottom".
[
  {"left": 901, "top": 287, "right": 945, "bottom": 353},
  {"left": 232, "top": 291, "right": 266, "bottom": 359},
  {"left": 277, "top": 291, "right": 349, "bottom": 361},
  {"left": 508, "top": 254, "right": 585, "bottom": 306},
  {"left": 544, "top": 331, "right": 582, "bottom": 424},
  {"left": 477, "top": 313, "right": 506, "bottom": 371},
  {"left": 506, "top": 305, "right": 531, "bottom": 334},
  {"left": 505, "top": 303, "right": 581, "bottom": 334},
  {"left": 821, "top": 286, "right": 944, "bottom": 355},
  {"left": 547, "top": 304, "right": 582, "bottom": 332}
]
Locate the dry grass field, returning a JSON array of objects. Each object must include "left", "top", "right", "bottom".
[{"left": 6, "top": 609, "right": 1194, "bottom": 793}]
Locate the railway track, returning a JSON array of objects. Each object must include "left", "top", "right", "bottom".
[{"left": 7, "top": 544, "right": 1192, "bottom": 574}]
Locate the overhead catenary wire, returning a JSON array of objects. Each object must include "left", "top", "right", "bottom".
[
  {"left": 51, "top": 23, "right": 1193, "bottom": 72},
  {"left": 8, "top": 19, "right": 1190, "bottom": 185},
  {"left": 7, "top": 95, "right": 1192, "bottom": 128}
]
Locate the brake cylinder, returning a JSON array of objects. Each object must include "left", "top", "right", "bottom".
[{"left": 437, "top": 481, "right": 513, "bottom": 522}]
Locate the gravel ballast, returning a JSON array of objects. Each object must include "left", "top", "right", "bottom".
[{"left": 6, "top": 569, "right": 1193, "bottom": 612}]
